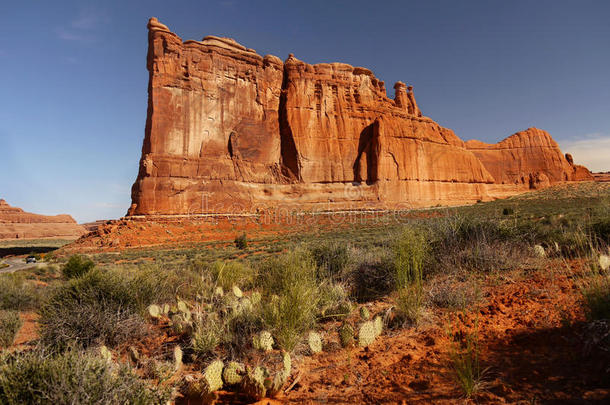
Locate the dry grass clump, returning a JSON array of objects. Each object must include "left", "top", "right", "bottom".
[
  {"left": 38, "top": 266, "right": 172, "bottom": 350},
  {"left": 0, "top": 273, "right": 41, "bottom": 311},
  {"left": 0, "top": 310, "right": 22, "bottom": 347},
  {"left": 0, "top": 348, "right": 171, "bottom": 404}
]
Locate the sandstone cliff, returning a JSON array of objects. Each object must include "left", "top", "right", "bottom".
[
  {"left": 465, "top": 128, "right": 593, "bottom": 189},
  {"left": 128, "top": 18, "right": 591, "bottom": 216},
  {"left": 0, "top": 199, "right": 87, "bottom": 240}
]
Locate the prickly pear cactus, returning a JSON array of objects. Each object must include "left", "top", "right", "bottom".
[
  {"left": 242, "top": 366, "right": 268, "bottom": 400},
  {"left": 373, "top": 315, "right": 383, "bottom": 337},
  {"left": 251, "top": 291, "right": 262, "bottom": 305},
  {"left": 162, "top": 303, "right": 170, "bottom": 315},
  {"left": 174, "top": 346, "right": 183, "bottom": 371},
  {"left": 533, "top": 244, "right": 546, "bottom": 258},
  {"left": 204, "top": 359, "right": 225, "bottom": 392},
  {"left": 339, "top": 323, "right": 354, "bottom": 348},
  {"left": 183, "top": 374, "right": 217, "bottom": 404},
  {"left": 99, "top": 345, "right": 112, "bottom": 362},
  {"left": 214, "top": 286, "right": 224, "bottom": 297},
  {"left": 232, "top": 285, "right": 243, "bottom": 298},
  {"left": 360, "top": 306, "right": 370, "bottom": 320},
  {"left": 223, "top": 361, "right": 245, "bottom": 385},
  {"left": 307, "top": 331, "right": 322, "bottom": 354},
  {"left": 253, "top": 331, "right": 274, "bottom": 351},
  {"left": 170, "top": 314, "right": 192, "bottom": 335},
  {"left": 358, "top": 320, "right": 377, "bottom": 347},
  {"left": 266, "top": 352, "right": 292, "bottom": 397},
  {"left": 239, "top": 297, "right": 253, "bottom": 312},
  {"left": 147, "top": 304, "right": 161, "bottom": 319},
  {"left": 177, "top": 299, "right": 189, "bottom": 313}
]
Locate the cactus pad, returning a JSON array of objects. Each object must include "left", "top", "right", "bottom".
[
  {"left": 373, "top": 315, "right": 383, "bottom": 337},
  {"left": 204, "top": 359, "right": 225, "bottom": 392},
  {"left": 358, "top": 321, "right": 377, "bottom": 347},
  {"left": 147, "top": 304, "right": 161, "bottom": 319},
  {"left": 339, "top": 323, "right": 354, "bottom": 348},
  {"left": 360, "top": 306, "right": 370, "bottom": 320},
  {"left": 223, "top": 361, "right": 245, "bottom": 385},
  {"left": 307, "top": 331, "right": 323, "bottom": 354},
  {"left": 253, "top": 330, "right": 274, "bottom": 351},
  {"left": 232, "top": 285, "right": 243, "bottom": 298}
]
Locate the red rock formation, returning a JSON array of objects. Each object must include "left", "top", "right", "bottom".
[
  {"left": 128, "top": 18, "right": 591, "bottom": 216},
  {"left": 465, "top": 128, "right": 593, "bottom": 189},
  {"left": 0, "top": 199, "right": 87, "bottom": 240}
]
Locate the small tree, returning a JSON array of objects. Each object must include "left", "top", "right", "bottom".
[
  {"left": 234, "top": 233, "right": 248, "bottom": 250},
  {"left": 62, "top": 255, "right": 95, "bottom": 279}
]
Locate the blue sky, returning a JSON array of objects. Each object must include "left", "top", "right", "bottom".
[{"left": 1, "top": 0, "right": 609, "bottom": 222}]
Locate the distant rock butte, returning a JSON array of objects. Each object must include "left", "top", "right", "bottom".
[
  {"left": 128, "top": 18, "right": 592, "bottom": 216},
  {"left": 0, "top": 199, "right": 86, "bottom": 240}
]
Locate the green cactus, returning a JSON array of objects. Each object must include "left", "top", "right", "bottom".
[
  {"left": 282, "top": 351, "right": 291, "bottom": 377},
  {"left": 251, "top": 291, "right": 261, "bottom": 305},
  {"left": 177, "top": 299, "right": 189, "bottom": 313},
  {"left": 339, "top": 323, "right": 354, "bottom": 348},
  {"left": 360, "top": 306, "right": 370, "bottom": 320},
  {"left": 214, "top": 286, "right": 224, "bottom": 297},
  {"left": 241, "top": 352, "right": 291, "bottom": 400},
  {"left": 170, "top": 314, "right": 192, "bottom": 335},
  {"left": 239, "top": 297, "right": 253, "bottom": 312},
  {"left": 267, "top": 352, "right": 292, "bottom": 397},
  {"left": 253, "top": 330, "right": 274, "bottom": 351},
  {"left": 99, "top": 345, "right": 112, "bottom": 362},
  {"left": 147, "top": 304, "right": 161, "bottom": 319},
  {"left": 533, "top": 244, "right": 546, "bottom": 258},
  {"left": 242, "top": 366, "right": 268, "bottom": 400},
  {"left": 223, "top": 361, "right": 245, "bottom": 385},
  {"left": 174, "top": 346, "right": 183, "bottom": 371},
  {"left": 358, "top": 320, "right": 377, "bottom": 347},
  {"left": 307, "top": 331, "right": 322, "bottom": 354},
  {"left": 232, "top": 285, "right": 243, "bottom": 298},
  {"left": 162, "top": 303, "right": 170, "bottom": 315},
  {"left": 183, "top": 374, "right": 217, "bottom": 404},
  {"left": 204, "top": 359, "right": 225, "bottom": 392},
  {"left": 373, "top": 315, "right": 383, "bottom": 337}
]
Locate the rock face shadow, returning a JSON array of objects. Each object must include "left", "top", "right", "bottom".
[{"left": 353, "top": 123, "right": 379, "bottom": 185}]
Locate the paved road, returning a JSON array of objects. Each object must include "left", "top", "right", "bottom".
[{"left": 0, "top": 257, "right": 38, "bottom": 274}]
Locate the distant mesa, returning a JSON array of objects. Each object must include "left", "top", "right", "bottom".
[
  {"left": 0, "top": 199, "right": 87, "bottom": 240},
  {"left": 127, "top": 17, "right": 592, "bottom": 216}
]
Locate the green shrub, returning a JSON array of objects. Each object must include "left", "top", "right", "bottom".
[
  {"left": 590, "top": 217, "right": 610, "bottom": 246},
  {"left": 38, "top": 268, "right": 158, "bottom": 350},
  {"left": 502, "top": 207, "right": 514, "bottom": 216},
  {"left": 258, "top": 250, "right": 319, "bottom": 350},
  {"left": 393, "top": 286, "right": 425, "bottom": 326},
  {"left": 0, "top": 274, "right": 40, "bottom": 311},
  {"left": 0, "top": 349, "right": 171, "bottom": 404},
  {"left": 350, "top": 247, "right": 395, "bottom": 302},
  {"left": 394, "top": 227, "right": 428, "bottom": 290},
  {"left": 580, "top": 271, "right": 610, "bottom": 321},
  {"left": 427, "top": 216, "right": 529, "bottom": 273},
  {"left": 62, "top": 254, "right": 95, "bottom": 279},
  {"left": 449, "top": 326, "right": 487, "bottom": 398},
  {"left": 207, "top": 260, "right": 255, "bottom": 291},
  {"left": 235, "top": 233, "right": 248, "bottom": 250},
  {"left": 310, "top": 241, "right": 351, "bottom": 281},
  {"left": 0, "top": 310, "right": 22, "bottom": 347},
  {"left": 428, "top": 277, "right": 481, "bottom": 311},
  {"left": 191, "top": 314, "right": 223, "bottom": 359}
]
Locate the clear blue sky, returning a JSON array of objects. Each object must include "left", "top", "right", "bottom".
[{"left": 1, "top": 0, "right": 609, "bottom": 222}]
